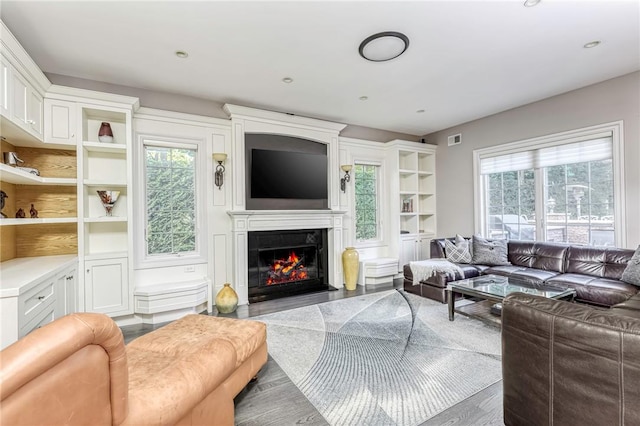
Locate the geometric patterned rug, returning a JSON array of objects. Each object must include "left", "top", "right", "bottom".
[{"left": 254, "top": 290, "right": 502, "bottom": 426}]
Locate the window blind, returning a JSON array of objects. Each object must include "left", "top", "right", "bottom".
[{"left": 480, "top": 136, "right": 612, "bottom": 175}]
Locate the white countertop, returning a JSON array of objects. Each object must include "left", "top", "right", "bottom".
[{"left": 0, "top": 255, "right": 78, "bottom": 297}]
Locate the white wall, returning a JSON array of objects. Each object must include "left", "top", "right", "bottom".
[{"left": 426, "top": 71, "right": 640, "bottom": 249}]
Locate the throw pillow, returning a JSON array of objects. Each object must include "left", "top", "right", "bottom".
[
  {"left": 621, "top": 245, "right": 640, "bottom": 287},
  {"left": 471, "top": 234, "right": 511, "bottom": 266},
  {"left": 444, "top": 235, "right": 472, "bottom": 263}
]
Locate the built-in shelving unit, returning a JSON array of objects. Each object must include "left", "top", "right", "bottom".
[{"left": 387, "top": 140, "right": 437, "bottom": 269}]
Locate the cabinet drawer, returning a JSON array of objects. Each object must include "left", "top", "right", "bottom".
[
  {"left": 20, "top": 279, "right": 55, "bottom": 321},
  {"left": 20, "top": 303, "right": 56, "bottom": 338}
]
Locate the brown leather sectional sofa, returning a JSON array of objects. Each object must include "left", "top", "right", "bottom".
[
  {"left": 502, "top": 293, "right": 640, "bottom": 425},
  {"left": 0, "top": 312, "right": 267, "bottom": 426},
  {"left": 403, "top": 237, "right": 639, "bottom": 307}
]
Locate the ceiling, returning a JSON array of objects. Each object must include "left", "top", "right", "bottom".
[{"left": 2, "top": 1, "right": 639, "bottom": 136}]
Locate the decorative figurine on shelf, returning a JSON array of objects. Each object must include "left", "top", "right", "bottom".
[
  {"left": 98, "top": 122, "right": 114, "bottom": 143},
  {"left": 0, "top": 190, "right": 7, "bottom": 219},
  {"left": 30, "top": 203, "right": 38, "bottom": 218},
  {"left": 15, "top": 208, "right": 25, "bottom": 218}
]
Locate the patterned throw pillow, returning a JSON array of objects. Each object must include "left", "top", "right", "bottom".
[
  {"left": 471, "top": 234, "right": 511, "bottom": 266},
  {"left": 621, "top": 245, "right": 640, "bottom": 287},
  {"left": 444, "top": 235, "right": 472, "bottom": 264}
]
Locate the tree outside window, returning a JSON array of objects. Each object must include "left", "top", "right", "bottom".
[
  {"left": 145, "top": 146, "right": 197, "bottom": 255},
  {"left": 354, "top": 164, "right": 378, "bottom": 241}
]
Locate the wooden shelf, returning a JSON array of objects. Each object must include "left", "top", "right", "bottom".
[
  {"left": 0, "top": 218, "right": 77, "bottom": 226},
  {"left": 82, "top": 141, "right": 126, "bottom": 153},
  {"left": 0, "top": 164, "right": 77, "bottom": 186}
]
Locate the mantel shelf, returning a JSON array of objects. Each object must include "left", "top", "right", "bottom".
[
  {"left": 0, "top": 217, "right": 78, "bottom": 226},
  {"left": 0, "top": 164, "right": 77, "bottom": 186}
]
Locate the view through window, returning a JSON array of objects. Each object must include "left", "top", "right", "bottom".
[
  {"left": 481, "top": 136, "right": 616, "bottom": 246},
  {"left": 144, "top": 145, "right": 197, "bottom": 255},
  {"left": 354, "top": 164, "right": 379, "bottom": 241}
]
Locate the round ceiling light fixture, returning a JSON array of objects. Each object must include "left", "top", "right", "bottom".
[
  {"left": 359, "top": 31, "right": 409, "bottom": 62},
  {"left": 416, "top": 109, "right": 425, "bottom": 113},
  {"left": 523, "top": 0, "right": 541, "bottom": 7},
  {"left": 282, "top": 77, "right": 294, "bottom": 83},
  {"left": 175, "top": 51, "right": 189, "bottom": 58},
  {"left": 583, "top": 40, "right": 601, "bottom": 49},
  {"left": 359, "top": 96, "right": 368, "bottom": 101}
]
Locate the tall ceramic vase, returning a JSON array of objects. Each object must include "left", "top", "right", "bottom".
[
  {"left": 215, "top": 283, "right": 238, "bottom": 314},
  {"left": 98, "top": 122, "right": 114, "bottom": 143},
  {"left": 342, "top": 247, "right": 359, "bottom": 291}
]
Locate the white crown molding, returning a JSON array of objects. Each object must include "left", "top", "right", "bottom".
[
  {"left": 46, "top": 84, "right": 140, "bottom": 110},
  {"left": 1, "top": 19, "right": 51, "bottom": 95},
  {"left": 134, "top": 107, "right": 231, "bottom": 129},
  {"left": 223, "top": 104, "right": 347, "bottom": 133},
  {"left": 386, "top": 139, "right": 437, "bottom": 152}
]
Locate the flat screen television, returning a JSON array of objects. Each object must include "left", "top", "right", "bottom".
[{"left": 251, "top": 149, "right": 328, "bottom": 199}]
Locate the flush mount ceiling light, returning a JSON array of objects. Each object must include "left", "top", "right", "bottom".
[
  {"left": 175, "top": 51, "right": 189, "bottom": 58},
  {"left": 416, "top": 109, "right": 425, "bottom": 113},
  {"left": 523, "top": 0, "right": 541, "bottom": 7},
  {"left": 359, "top": 31, "right": 409, "bottom": 62},
  {"left": 359, "top": 96, "right": 368, "bottom": 101},
  {"left": 583, "top": 41, "right": 601, "bottom": 49},
  {"left": 282, "top": 77, "right": 294, "bottom": 83}
]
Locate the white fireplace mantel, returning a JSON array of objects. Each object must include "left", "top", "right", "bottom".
[{"left": 227, "top": 209, "right": 347, "bottom": 305}]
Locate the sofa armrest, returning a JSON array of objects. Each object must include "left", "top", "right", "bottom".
[{"left": 502, "top": 293, "right": 640, "bottom": 426}]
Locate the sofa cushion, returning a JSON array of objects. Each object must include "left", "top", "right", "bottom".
[
  {"left": 484, "top": 265, "right": 527, "bottom": 277},
  {"left": 444, "top": 235, "right": 472, "bottom": 263},
  {"left": 472, "top": 235, "right": 510, "bottom": 266},
  {"left": 566, "top": 246, "right": 634, "bottom": 280},
  {"left": 507, "top": 241, "right": 568, "bottom": 272},
  {"left": 621, "top": 246, "right": 640, "bottom": 286},
  {"left": 547, "top": 273, "right": 638, "bottom": 307},
  {"left": 509, "top": 268, "right": 560, "bottom": 284}
]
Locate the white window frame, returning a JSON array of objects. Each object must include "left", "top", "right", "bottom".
[
  {"left": 473, "top": 121, "right": 626, "bottom": 247},
  {"left": 134, "top": 134, "right": 207, "bottom": 269},
  {"left": 353, "top": 160, "right": 384, "bottom": 247}
]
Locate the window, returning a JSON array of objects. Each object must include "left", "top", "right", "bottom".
[
  {"left": 475, "top": 123, "right": 624, "bottom": 247},
  {"left": 354, "top": 164, "right": 379, "bottom": 241},
  {"left": 144, "top": 143, "right": 198, "bottom": 256}
]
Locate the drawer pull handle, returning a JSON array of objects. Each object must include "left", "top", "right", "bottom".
[{"left": 37, "top": 296, "right": 45, "bottom": 300}]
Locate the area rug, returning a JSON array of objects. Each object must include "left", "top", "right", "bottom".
[{"left": 254, "top": 290, "right": 502, "bottom": 426}]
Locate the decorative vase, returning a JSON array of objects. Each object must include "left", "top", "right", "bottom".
[
  {"left": 98, "top": 122, "right": 114, "bottom": 143},
  {"left": 215, "top": 283, "right": 238, "bottom": 314},
  {"left": 342, "top": 247, "right": 359, "bottom": 291}
]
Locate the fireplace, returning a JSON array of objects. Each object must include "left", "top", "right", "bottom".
[{"left": 248, "top": 229, "right": 328, "bottom": 302}]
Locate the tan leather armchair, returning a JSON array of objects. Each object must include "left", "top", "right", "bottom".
[{"left": 0, "top": 312, "right": 267, "bottom": 426}]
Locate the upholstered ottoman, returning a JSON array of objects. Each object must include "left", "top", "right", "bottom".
[{"left": 124, "top": 314, "right": 267, "bottom": 425}]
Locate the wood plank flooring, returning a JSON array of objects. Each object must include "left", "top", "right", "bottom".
[{"left": 121, "top": 280, "right": 504, "bottom": 425}]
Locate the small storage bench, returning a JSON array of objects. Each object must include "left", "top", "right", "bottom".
[{"left": 357, "top": 257, "right": 398, "bottom": 286}]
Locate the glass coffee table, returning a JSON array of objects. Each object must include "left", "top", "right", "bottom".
[{"left": 447, "top": 274, "right": 576, "bottom": 324}]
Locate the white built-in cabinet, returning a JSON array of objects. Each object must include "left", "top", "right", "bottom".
[
  {"left": 0, "top": 54, "right": 10, "bottom": 116},
  {"left": 44, "top": 98, "right": 76, "bottom": 146},
  {"left": 84, "top": 256, "right": 129, "bottom": 316},
  {"left": 387, "top": 140, "right": 437, "bottom": 269},
  {"left": 9, "top": 64, "right": 43, "bottom": 140}
]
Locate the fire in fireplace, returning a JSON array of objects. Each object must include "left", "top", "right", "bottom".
[
  {"left": 266, "top": 251, "right": 308, "bottom": 285},
  {"left": 248, "top": 229, "right": 328, "bottom": 302}
]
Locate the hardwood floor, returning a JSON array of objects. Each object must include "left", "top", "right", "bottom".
[{"left": 121, "top": 280, "right": 504, "bottom": 425}]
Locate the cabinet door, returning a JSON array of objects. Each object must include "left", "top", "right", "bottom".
[
  {"left": 28, "top": 88, "right": 43, "bottom": 138},
  {"left": 85, "top": 257, "right": 130, "bottom": 316},
  {"left": 60, "top": 266, "right": 78, "bottom": 316},
  {"left": 399, "top": 235, "right": 418, "bottom": 271},
  {"left": 418, "top": 237, "right": 431, "bottom": 260},
  {"left": 0, "top": 55, "right": 10, "bottom": 117},
  {"left": 44, "top": 99, "right": 76, "bottom": 145},
  {"left": 10, "top": 68, "right": 28, "bottom": 128}
]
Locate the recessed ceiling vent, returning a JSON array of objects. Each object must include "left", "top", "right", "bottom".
[{"left": 448, "top": 133, "right": 462, "bottom": 146}]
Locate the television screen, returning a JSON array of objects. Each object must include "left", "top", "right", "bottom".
[{"left": 251, "top": 149, "right": 328, "bottom": 199}]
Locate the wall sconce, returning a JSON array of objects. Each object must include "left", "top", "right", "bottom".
[
  {"left": 340, "top": 164, "right": 352, "bottom": 192},
  {"left": 213, "top": 153, "right": 227, "bottom": 190}
]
